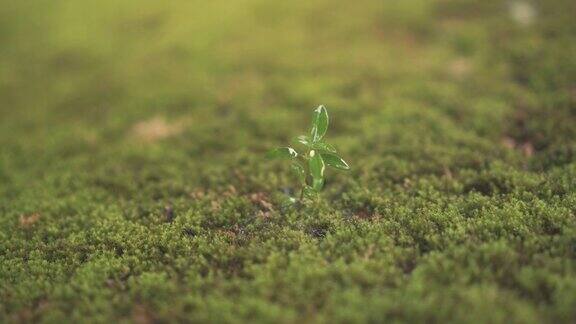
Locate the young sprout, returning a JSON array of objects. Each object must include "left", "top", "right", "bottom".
[{"left": 267, "top": 105, "right": 350, "bottom": 201}]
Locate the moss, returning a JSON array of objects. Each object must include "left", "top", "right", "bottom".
[{"left": 1, "top": 0, "right": 575, "bottom": 323}]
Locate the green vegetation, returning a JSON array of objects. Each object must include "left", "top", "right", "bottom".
[
  {"left": 1, "top": 0, "right": 575, "bottom": 323},
  {"left": 268, "top": 105, "right": 350, "bottom": 201}
]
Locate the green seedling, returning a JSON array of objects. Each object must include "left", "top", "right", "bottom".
[{"left": 267, "top": 105, "right": 350, "bottom": 201}]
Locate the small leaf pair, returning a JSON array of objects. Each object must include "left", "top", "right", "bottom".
[
  {"left": 266, "top": 147, "right": 298, "bottom": 160},
  {"left": 267, "top": 105, "right": 350, "bottom": 202}
]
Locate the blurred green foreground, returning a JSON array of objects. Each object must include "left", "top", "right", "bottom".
[{"left": 1, "top": 0, "right": 575, "bottom": 322}]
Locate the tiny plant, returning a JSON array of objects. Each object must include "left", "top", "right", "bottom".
[{"left": 267, "top": 105, "right": 350, "bottom": 201}]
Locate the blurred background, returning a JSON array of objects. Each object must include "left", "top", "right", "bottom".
[{"left": 1, "top": 0, "right": 575, "bottom": 157}]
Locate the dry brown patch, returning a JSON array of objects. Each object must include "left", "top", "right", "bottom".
[
  {"left": 210, "top": 200, "right": 221, "bottom": 212},
  {"left": 11, "top": 299, "right": 50, "bottom": 322},
  {"left": 223, "top": 185, "right": 237, "bottom": 197},
  {"left": 190, "top": 189, "right": 206, "bottom": 199},
  {"left": 249, "top": 192, "right": 274, "bottom": 212},
  {"left": 502, "top": 136, "right": 517, "bottom": 150},
  {"left": 448, "top": 58, "right": 472, "bottom": 79},
  {"left": 521, "top": 142, "right": 534, "bottom": 157},
  {"left": 234, "top": 169, "right": 247, "bottom": 183},
  {"left": 501, "top": 136, "right": 534, "bottom": 157},
  {"left": 131, "top": 304, "right": 156, "bottom": 324},
  {"left": 220, "top": 229, "right": 237, "bottom": 240},
  {"left": 443, "top": 167, "right": 454, "bottom": 181},
  {"left": 164, "top": 206, "right": 175, "bottom": 223},
  {"left": 130, "top": 116, "right": 188, "bottom": 143},
  {"left": 362, "top": 244, "right": 375, "bottom": 261},
  {"left": 354, "top": 208, "right": 380, "bottom": 221},
  {"left": 256, "top": 210, "right": 272, "bottom": 219},
  {"left": 19, "top": 213, "right": 41, "bottom": 229}
]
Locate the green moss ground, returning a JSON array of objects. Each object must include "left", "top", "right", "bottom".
[{"left": 1, "top": 0, "right": 575, "bottom": 322}]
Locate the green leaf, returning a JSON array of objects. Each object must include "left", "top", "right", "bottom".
[
  {"left": 266, "top": 147, "right": 298, "bottom": 160},
  {"left": 308, "top": 150, "right": 325, "bottom": 179},
  {"left": 312, "top": 178, "right": 324, "bottom": 191},
  {"left": 312, "top": 142, "right": 336, "bottom": 153},
  {"left": 296, "top": 135, "right": 312, "bottom": 147},
  {"left": 320, "top": 152, "right": 350, "bottom": 170},
  {"left": 290, "top": 162, "right": 306, "bottom": 183},
  {"left": 310, "top": 105, "right": 329, "bottom": 142}
]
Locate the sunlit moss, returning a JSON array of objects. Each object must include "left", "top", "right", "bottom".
[{"left": 1, "top": 0, "right": 575, "bottom": 322}]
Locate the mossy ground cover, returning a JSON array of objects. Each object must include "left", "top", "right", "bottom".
[{"left": 1, "top": 0, "right": 575, "bottom": 322}]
